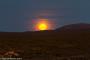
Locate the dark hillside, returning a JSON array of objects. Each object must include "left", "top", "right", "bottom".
[{"left": 0, "top": 23, "right": 90, "bottom": 59}]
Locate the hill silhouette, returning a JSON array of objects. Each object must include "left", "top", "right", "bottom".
[
  {"left": 0, "top": 23, "right": 90, "bottom": 59},
  {"left": 56, "top": 23, "right": 90, "bottom": 32}
]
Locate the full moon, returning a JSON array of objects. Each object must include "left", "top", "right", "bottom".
[
  {"left": 38, "top": 23, "right": 48, "bottom": 30},
  {"left": 35, "top": 18, "right": 50, "bottom": 31}
]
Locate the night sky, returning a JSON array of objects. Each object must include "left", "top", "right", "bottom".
[{"left": 0, "top": 0, "right": 90, "bottom": 32}]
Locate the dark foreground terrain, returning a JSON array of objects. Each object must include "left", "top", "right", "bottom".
[{"left": 0, "top": 23, "right": 90, "bottom": 60}]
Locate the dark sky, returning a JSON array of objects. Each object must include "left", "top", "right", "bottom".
[{"left": 0, "top": 0, "right": 90, "bottom": 32}]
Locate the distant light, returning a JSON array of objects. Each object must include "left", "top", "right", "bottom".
[
  {"left": 38, "top": 23, "right": 48, "bottom": 30},
  {"left": 35, "top": 18, "right": 50, "bottom": 31}
]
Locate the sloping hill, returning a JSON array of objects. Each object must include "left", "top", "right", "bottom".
[
  {"left": 56, "top": 23, "right": 90, "bottom": 32},
  {"left": 0, "top": 23, "right": 90, "bottom": 59}
]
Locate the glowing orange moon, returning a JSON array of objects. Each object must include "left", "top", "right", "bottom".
[
  {"left": 38, "top": 23, "right": 48, "bottom": 30},
  {"left": 35, "top": 19, "right": 50, "bottom": 31}
]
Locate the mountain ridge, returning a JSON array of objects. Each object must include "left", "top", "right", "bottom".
[{"left": 56, "top": 23, "right": 90, "bottom": 32}]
